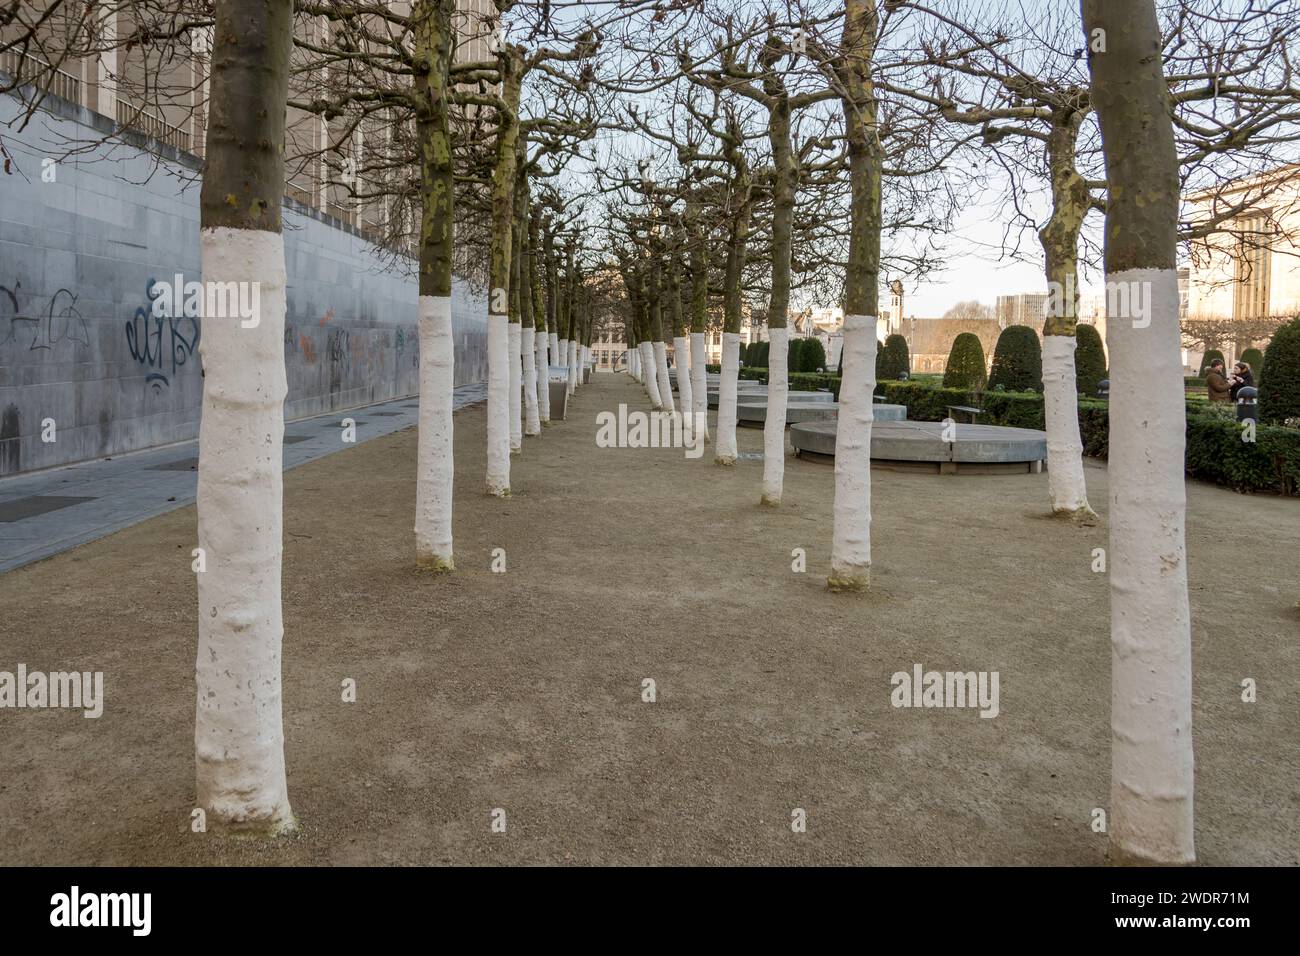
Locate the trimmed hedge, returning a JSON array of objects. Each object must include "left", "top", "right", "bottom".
[
  {"left": 879, "top": 333, "right": 910, "bottom": 380},
  {"left": 988, "top": 325, "right": 1042, "bottom": 392},
  {"left": 1199, "top": 349, "right": 1225, "bottom": 376},
  {"left": 1259, "top": 317, "right": 1300, "bottom": 423},
  {"left": 943, "top": 332, "right": 988, "bottom": 389},
  {"left": 1240, "top": 347, "right": 1265, "bottom": 378},
  {"left": 800, "top": 337, "right": 827, "bottom": 372},
  {"left": 1074, "top": 324, "right": 1107, "bottom": 395},
  {"left": 787, "top": 337, "right": 804, "bottom": 373}
]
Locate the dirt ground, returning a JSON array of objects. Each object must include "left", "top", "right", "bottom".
[{"left": 1, "top": 373, "right": 1296, "bottom": 865}]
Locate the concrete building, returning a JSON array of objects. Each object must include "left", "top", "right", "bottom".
[
  {"left": 995, "top": 292, "right": 1048, "bottom": 330},
  {"left": 1184, "top": 164, "right": 1300, "bottom": 369},
  {"left": 0, "top": 4, "right": 494, "bottom": 476}
]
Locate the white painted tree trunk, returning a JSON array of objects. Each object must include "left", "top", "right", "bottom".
[
  {"left": 558, "top": 336, "right": 569, "bottom": 388},
  {"left": 567, "top": 340, "right": 579, "bottom": 395},
  {"left": 549, "top": 331, "right": 559, "bottom": 383},
  {"left": 640, "top": 341, "right": 661, "bottom": 407},
  {"left": 714, "top": 332, "right": 740, "bottom": 464},
  {"left": 673, "top": 335, "right": 692, "bottom": 441},
  {"left": 690, "top": 331, "right": 709, "bottom": 443},
  {"left": 653, "top": 341, "right": 674, "bottom": 413},
  {"left": 762, "top": 326, "right": 789, "bottom": 504},
  {"left": 536, "top": 330, "right": 550, "bottom": 423},
  {"left": 829, "top": 315, "right": 878, "bottom": 591},
  {"left": 1107, "top": 267, "right": 1194, "bottom": 864},
  {"left": 631, "top": 345, "right": 641, "bottom": 380},
  {"left": 486, "top": 311, "right": 510, "bottom": 495},
  {"left": 522, "top": 326, "right": 540, "bottom": 436},
  {"left": 194, "top": 226, "right": 293, "bottom": 833},
  {"left": 1041, "top": 334, "right": 1095, "bottom": 520},
  {"left": 415, "top": 294, "right": 454, "bottom": 571},
  {"left": 508, "top": 321, "right": 522, "bottom": 452}
]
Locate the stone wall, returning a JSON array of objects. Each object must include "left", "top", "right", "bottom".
[{"left": 0, "top": 89, "right": 488, "bottom": 477}]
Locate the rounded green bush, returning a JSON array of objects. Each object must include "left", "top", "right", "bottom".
[
  {"left": 1199, "top": 349, "right": 1225, "bottom": 376},
  {"left": 1259, "top": 318, "right": 1300, "bottom": 423},
  {"left": 801, "top": 337, "right": 827, "bottom": 372},
  {"left": 988, "top": 325, "right": 1042, "bottom": 392},
  {"left": 1074, "top": 324, "right": 1107, "bottom": 395},
  {"left": 943, "top": 332, "right": 988, "bottom": 390},
  {"left": 879, "top": 333, "right": 910, "bottom": 380},
  {"left": 756, "top": 340, "right": 770, "bottom": 367}
]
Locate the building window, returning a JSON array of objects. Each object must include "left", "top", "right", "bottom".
[{"left": 1234, "top": 214, "right": 1271, "bottom": 320}]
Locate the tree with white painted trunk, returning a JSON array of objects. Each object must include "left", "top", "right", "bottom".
[
  {"left": 715, "top": 115, "right": 753, "bottom": 466},
  {"left": 1083, "top": 0, "right": 1194, "bottom": 866},
  {"left": 411, "top": 0, "right": 458, "bottom": 571},
  {"left": 194, "top": 0, "right": 295, "bottom": 835},
  {"left": 827, "top": 0, "right": 882, "bottom": 592}
]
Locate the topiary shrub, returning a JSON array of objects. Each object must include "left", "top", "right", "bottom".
[
  {"left": 1259, "top": 317, "right": 1300, "bottom": 424},
  {"left": 878, "top": 333, "right": 910, "bottom": 380},
  {"left": 1199, "top": 349, "right": 1225, "bottom": 376},
  {"left": 1240, "top": 347, "right": 1265, "bottom": 380},
  {"left": 802, "top": 337, "right": 827, "bottom": 372},
  {"left": 1074, "top": 324, "right": 1107, "bottom": 395},
  {"left": 942, "top": 332, "right": 988, "bottom": 390},
  {"left": 786, "top": 337, "right": 804, "bottom": 372},
  {"left": 988, "top": 325, "right": 1043, "bottom": 392},
  {"left": 757, "top": 340, "right": 771, "bottom": 368}
]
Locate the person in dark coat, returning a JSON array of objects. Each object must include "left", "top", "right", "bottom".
[
  {"left": 1229, "top": 361, "right": 1255, "bottom": 401},
  {"left": 1204, "top": 359, "right": 1232, "bottom": 402}
]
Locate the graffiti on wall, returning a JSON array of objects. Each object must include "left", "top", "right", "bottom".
[
  {"left": 1, "top": 280, "right": 89, "bottom": 351},
  {"left": 125, "top": 279, "right": 201, "bottom": 393}
]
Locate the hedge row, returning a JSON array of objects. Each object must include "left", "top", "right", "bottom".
[{"left": 877, "top": 381, "right": 1300, "bottom": 495}]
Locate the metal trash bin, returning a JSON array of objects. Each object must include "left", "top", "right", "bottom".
[
  {"left": 1236, "top": 385, "right": 1258, "bottom": 422},
  {"left": 583, "top": 364, "right": 592, "bottom": 384}
]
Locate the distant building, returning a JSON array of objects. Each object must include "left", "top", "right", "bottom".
[
  {"left": 995, "top": 293, "right": 1048, "bottom": 329},
  {"left": 903, "top": 317, "right": 1001, "bottom": 375}
]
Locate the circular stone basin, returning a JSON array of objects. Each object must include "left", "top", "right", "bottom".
[
  {"left": 707, "top": 388, "right": 835, "bottom": 409},
  {"left": 790, "top": 420, "right": 1048, "bottom": 474},
  {"left": 738, "top": 401, "right": 838, "bottom": 425},
  {"left": 737, "top": 401, "right": 906, "bottom": 425}
]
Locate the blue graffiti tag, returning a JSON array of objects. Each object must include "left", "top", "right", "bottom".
[{"left": 125, "top": 278, "right": 201, "bottom": 392}]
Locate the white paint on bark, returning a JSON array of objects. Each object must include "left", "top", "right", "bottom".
[
  {"left": 508, "top": 321, "right": 522, "bottom": 452},
  {"left": 567, "top": 339, "right": 579, "bottom": 395},
  {"left": 415, "top": 294, "right": 454, "bottom": 571},
  {"left": 549, "top": 332, "right": 559, "bottom": 380},
  {"left": 1107, "top": 267, "right": 1194, "bottom": 864},
  {"left": 673, "top": 335, "right": 692, "bottom": 440},
  {"left": 653, "top": 341, "right": 674, "bottom": 413},
  {"left": 714, "top": 332, "right": 741, "bottom": 464},
  {"left": 1042, "top": 334, "right": 1093, "bottom": 518},
  {"left": 640, "top": 341, "right": 662, "bottom": 408},
  {"left": 522, "top": 326, "right": 540, "bottom": 435},
  {"left": 486, "top": 312, "right": 510, "bottom": 495},
  {"left": 535, "top": 329, "right": 550, "bottom": 423},
  {"left": 829, "top": 315, "right": 878, "bottom": 590},
  {"left": 194, "top": 226, "right": 293, "bottom": 833},
  {"left": 762, "top": 327, "right": 789, "bottom": 504},
  {"left": 690, "top": 331, "right": 709, "bottom": 443}
]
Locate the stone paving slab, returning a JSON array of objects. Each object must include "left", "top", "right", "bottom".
[{"left": 0, "top": 383, "right": 487, "bottom": 574}]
